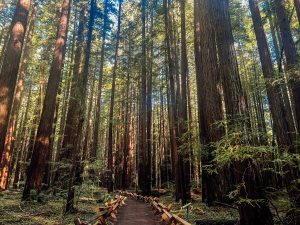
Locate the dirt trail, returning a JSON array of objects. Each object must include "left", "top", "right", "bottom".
[{"left": 114, "top": 198, "right": 163, "bottom": 225}]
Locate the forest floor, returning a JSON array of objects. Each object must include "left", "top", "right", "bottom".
[{"left": 0, "top": 184, "right": 290, "bottom": 225}]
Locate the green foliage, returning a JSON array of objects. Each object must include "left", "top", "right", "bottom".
[
  {"left": 27, "top": 189, "right": 50, "bottom": 202},
  {"left": 101, "top": 192, "right": 113, "bottom": 203},
  {"left": 213, "top": 131, "right": 274, "bottom": 166}
]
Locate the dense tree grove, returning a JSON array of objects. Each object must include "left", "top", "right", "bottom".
[{"left": 0, "top": 0, "right": 299, "bottom": 224}]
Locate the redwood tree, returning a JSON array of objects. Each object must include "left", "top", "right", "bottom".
[
  {"left": 65, "top": 2, "right": 89, "bottom": 211},
  {"left": 274, "top": 0, "right": 300, "bottom": 135},
  {"left": 0, "top": 0, "right": 32, "bottom": 161},
  {"left": 178, "top": 0, "right": 191, "bottom": 204},
  {"left": 22, "top": 0, "right": 72, "bottom": 200},
  {"left": 0, "top": 4, "right": 37, "bottom": 190},
  {"left": 138, "top": 0, "right": 151, "bottom": 195},
  {"left": 249, "top": 0, "right": 295, "bottom": 152},
  {"left": 92, "top": 0, "right": 109, "bottom": 161},
  {"left": 107, "top": 0, "right": 122, "bottom": 193},
  {"left": 195, "top": 0, "right": 224, "bottom": 204}
]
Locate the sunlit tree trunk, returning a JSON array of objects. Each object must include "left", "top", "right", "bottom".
[
  {"left": 65, "top": 3, "right": 88, "bottom": 211},
  {"left": 55, "top": 8, "right": 77, "bottom": 160},
  {"left": 0, "top": 0, "right": 32, "bottom": 160},
  {"left": 0, "top": 4, "right": 37, "bottom": 190},
  {"left": 22, "top": 0, "right": 71, "bottom": 200},
  {"left": 12, "top": 87, "right": 31, "bottom": 188},
  {"left": 249, "top": 0, "right": 295, "bottom": 152},
  {"left": 83, "top": 70, "right": 96, "bottom": 161}
]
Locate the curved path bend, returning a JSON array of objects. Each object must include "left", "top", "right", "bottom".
[{"left": 114, "top": 198, "right": 163, "bottom": 225}]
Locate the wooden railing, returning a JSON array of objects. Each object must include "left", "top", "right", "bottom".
[
  {"left": 120, "top": 191, "right": 192, "bottom": 225},
  {"left": 74, "top": 195, "right": 127, "bottom": 225}
]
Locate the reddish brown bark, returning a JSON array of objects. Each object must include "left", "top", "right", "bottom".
[
  {"left": 54, "top": 10, "right": 77, "bottom": 161},
  {"left": 146, "top": 0, "right": 156, "bottom": 193},
  {"left": 249, "top": 0, "right": 295, "bottom": 151},
  {"left": 0, "top": 0, "right": 32, "bottom": 160},
  {"left": 22, "top": 0, "right": 71, "bottom": 200},
  {"left": 61, "top": 5, "right": 86, "bottom": 168},
  {"left": 0, "top": 5, "right": 37, "bottom": 190},
  {"left": 92, "top": 0, "right": 109, "bottom": 161},
  {"left": 107, "top": 0, "right": 122, "bottom": 193},
  {"left": 195, "top": 0, "right": 224, "bottom": 204},
  {"left": 82, "top": 0, "right": 96, "bottom": 161},
  {"left": 65, "top": 3, "right": 89, "bottom": 211},
  {"left": 122, "top": 37, "right": 132, "bottom": 189},
  {"left": 214, "top": 0, "right": 248, "bottom": 129},
  {"left": 13, "top": 87, "right": 32, "bottom": 188},
  {"left": 138, "top": 0, "right": 151, "bottom": 196},
  {"left": 83, "top": 71, "right": 96, "bottom": 161},
  {"left": 163, "top": 0, "right": 181, "bottom": 201},
  {"left": 178, "top": 0, "right": 191, "bottom": 204},
  {"left": 25, "top": 85, "right": 42, "bottom": 165}
]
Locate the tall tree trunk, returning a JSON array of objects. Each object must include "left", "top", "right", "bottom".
[
  {"left": 13, "top": 86, "right": 31, "bottom": 188},
  {"left": 195, "top": 0, "right": 224, "bottom": 204},
  {"left": 147, "top": 0, "right": 156, "bottom": 194},
  {"left": 22, "top": 0, "right": 71, "bottom": 200},
  {"left": 249, "top": 0, "right": 295, "bottom": 152},
  {"left": 213, "top": 0, "right": 251, "bottom": 202},
  {"left": 55, "top": 8, "right": 78, "bottom": 159},
  {"left": 163, "top": 0, "right": 181, "bottom": 201},
  {"left": 107, "top": 0, "right": 122, "bottom": 193},
  {"left": 237, "top": 159, "right": 274, "bottom": 225},
  {"left": 246, "top": 0, "right": 294, "bottom": 223},
  {"left": 178, "top": 0, "right": 190, "bottom": 204},
  {"left": 275, "top": 2, "right": 300, "bottom": 221},
  {"left": 214, "top": 0, "right": 248, "bottom": 129},
  {"left": 138, "top": 0, "right": 151, "bottom": 195},
  {"left": 83, "top": 70, "right": 96, "bottom": 161},
  {"left": 275, "top": 0, "right": 300, "bottom": 134},
  {"left": 122, "top": 35, "right": 132, "bottom": 190},
  {"left": 81, "top": 0, "right": 96, "bottom": 161},
  {"left": 0, "top": 0, "right": 32, "bottom": 160},
  {"left": 92, "top": 0, "right": 109, "bottom": 161},
  {"left": 25, "top": 85, "right": 42, "bottom": 166},
  {"left": 266, "top": 0, "right": 295, "bottom": 135},
  {"left": 65, "top": 2, "right": 89, "bottom": 211},
  {"left": 0, "top": 4, "right": 37, "bottom": 190}
]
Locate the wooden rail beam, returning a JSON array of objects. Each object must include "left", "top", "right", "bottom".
[{"left": 74, "top": 195, "right": 127, "bottom": 225}]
